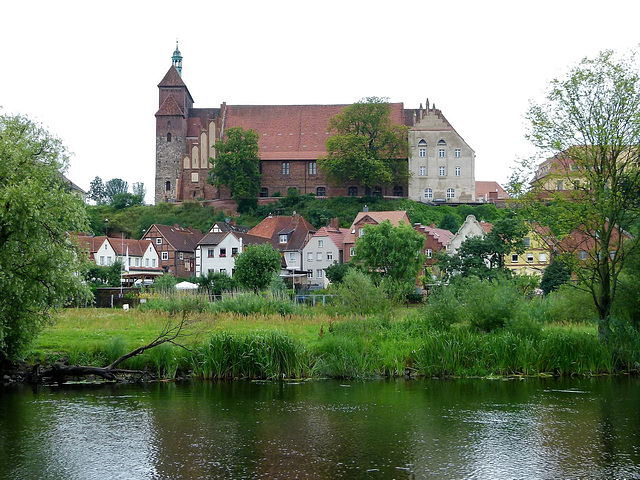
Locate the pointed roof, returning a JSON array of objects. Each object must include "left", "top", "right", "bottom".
[
  {"left": 312, "top": 225, "right": 349, "bottom": 249},
  {"left": 149, "top": 224, "right": 204, "bottom": 251},
  {"left": 413, "top": 223, "right": 455, "bottom": 248},
  {"left": 343, "top": 210, "right": 411, "bottom": 245},
  {"left": 248, "top": 214, "right": 316, "bottom": 251},
  {"left": 156, "top": 93, "right": 185, "bottom": 117},
  {"left": 158, "top": 65, "right": 187, "bottom": 88}
]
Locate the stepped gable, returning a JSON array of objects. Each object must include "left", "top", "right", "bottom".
[
  {"left": 414, "top": 223, "right": 455, "bottom": 248},
  {"left": 223, "top": 103, "right": 406, "bottom": 161},
  {"left": 156, "top": 94, "right": 185, "bottom": 117},
  {"left": 153, "top": 224, "right": 204, "bottom": 251}
]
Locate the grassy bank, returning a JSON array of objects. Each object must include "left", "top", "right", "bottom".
[{"left": 30, "top": 302, "right": 640, "bottom": 380}]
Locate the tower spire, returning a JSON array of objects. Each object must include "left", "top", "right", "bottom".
[{"left": 172, "top": 40, "right": 182, "bottom": 76}]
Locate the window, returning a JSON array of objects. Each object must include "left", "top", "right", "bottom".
[
  {"left": 419, "top": 166, "right": 426, "bottom": 176},
  {"left": 307, "top": 271, "right": 313, "bottom": 279},
  {"left": 152, "top": 259, "right": 156, "bottom": 267},
  {"left": 438, "top": 149, "right": 445, "bottom": 158},
  {"left": 437, "top": 139, "right": 447, "bottom": 146},
  {"left": 135, "top": 258, "right": 139, "bottom": 266},
  {"left": 393, "top": 186, "right": 403, "bottom": 197},
  {"left": 419, "top": 148, "right": 426, "bottom": 158},
  {"left": 146, "top": 258, "right": 149, "bottom": 267},
  {"left": 161, "top": 252, "right": 169, "bottom": 261},
  {"left": 358, "top": 227, "right": 365, "bottom": 237},
  {"left": 539, "top": 253, "right": 548, "bottom": 262},
  {"left": 424, "top": 188, "right": 433, "bottom": 199},
  {"left": 156, "top": 238, "right": 162, "bottom": 245},
  {"left": 99, "top": 256, "right": 105, "bottom": 266},
  {"left": 289, "top": 252, "right": 296, "bottom": 262},
  {"left": 350, "top": 247, "right": 356, "bottom": 257},
  {"left": 167, "top": 132, "right": 172, "bottom": 142},
  {"left": 179, "top": 252, "right": 184, "bottom": 260},
  {"left": 455, "top": 148, "right": 461, "bottom": 158},
  {"left": 208, "top": 249, "right": 214, "bottom": 258},
  {"left": 316, "top": 269, "right": 323, "bottom": 278},
  {"left": 316, "top": 252, "right": 322, "bottom": 261},
  {"left": 524, "top": 237, "right": 531, "bottom": 247},
  {"left": 318, "top": 240, "right": 324, "bottom": 248},
  {"left": 439, "top": 166, "right": 446, "bottom": 176},
  {"left": 107, "top": 256, "right": 112, "bottom": 266},
  {"left": 511, "top": 254, "right": 518, "bottom": 263},
  {"left": 232, "top": 247, "right": 238, "bottom": 257},
  {"left": 557, "top": 180, "right": 564, "bottom": 191},
  {"left": 579, "top": 251, "right": 588, "bottom": 260},
  {"left": 219, "top": 248, "right": 226, "bottom": 258},
  {"left": 260, "top": 187, "right": 269, "bottom": 197},
  {"left": 165, "top": 181, "right": 171, "bottom": 192},
  {"left": 527, "top": 253, "right": 534, "bottom": 262},
  {"left": 348, "top": 186, "right": 358, "bottom": 196},
  {"left": 425, "top": 249, "right": 432, "bottom": 259},
  {"left": 307, "top": 252, "right": 313, "bottom": 261},
  {"left": 316, "top": 187, "right": 326, "bottom": 197},
  {"left": 309, "top": 162, "right": 317, "bottom": 175},
  {"left": 372, "top": 186, "right": 382, "bottom": 196},
  {"left": 279, "top": 234, "right": 288, "bottom": 244},
  {"left": 282, "top": 162, "right": 290, "bottom": 175},
  {"left": 220, "top": 268, "right": 227, "bottom": 275},
  {"left": 327, "top": 252, "right": 333, "bottom": 260},
  {"left": 610, "top": 250, "right": 616, "bottom": 260},
  {"left": 455, "top": 166, "right": 461, "bottom": 176},
  {"left": 446, "top": 188, "right": 455, "bottom": 199},
  {"left": 259, "top": 161, "right": 263, "bottom": 174}
]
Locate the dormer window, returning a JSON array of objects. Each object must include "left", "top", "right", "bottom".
[{"left": 279, "top": 234, "right": 289, "bottom": 244}]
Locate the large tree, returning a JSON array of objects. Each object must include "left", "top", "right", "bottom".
[
  {"left": 104, "top": 178, "right": 129, "bottom": 204},
  {"left": 522, "top": 49, "right": 640, "bottom": 339},
  {"left": 319, "top": 97, "right": 409, "bottom": 191},
  {"left": 210, "top": 126, "right": 262, "bottom": 204},
  {"left": 354, "top": 220, "right": 425, "bottom": 297},
  {"left": 0, "top": 114, "right": 91, "bottom": 362},
  {"left": 233, "top": 243, "right": 282, "bottom": 292},
  {"left": 88, "top": 176, "right": 107, "bottom": 205}
]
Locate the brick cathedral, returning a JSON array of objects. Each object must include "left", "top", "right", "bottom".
[{"left": 155, "top": 43, "right": 477, "bottom": 205}]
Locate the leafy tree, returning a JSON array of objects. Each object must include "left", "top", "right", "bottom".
[
  {"left": 195, "top": 271, "right": 236, "bottom": 296},
  {"left": 325, "top": 262, "right": 353, "bottom": 285},
  {"left": 132, "top": 182, "right": 146, "bottom": 204},
  {"left": 84, "top": 261, "right": 123, "bottom": 287},
  {"left": 319, "top": 97, "right": 409, "bottom": 191},
  {"left": 210, "top": 127, "right": 262, "bottom": 207},
  {"left": 539, "top": 257, "right": 570, "bottom": 295},
  {"left": 334, "top": 269, "right": 390, "bottom": 316},
  {"left": 0, "top": 114, "right": 91, "bottom": 362},
  {"left": 438, "top": 212, "right": 460, "bottom": 233},
  {"left": 105, "top": 178, "right": 129, "bottom": 205},
  {"left": 111, "top": 192, "right": 138, "bottom": 210},
  {"left": 522, "top": 49, "right": 640, "bottom": 339},
  {"left": 153, "top": 273, "right": 179, "bottom": 292},
  {"left": 234, "top": 243, "right": 282, "bottom": 292},
  {"left": 354, "top": 221, "right": 425, "bottom": 297},
  {"left": 88, "top": 176, "right": 107, "bottom": 205}
]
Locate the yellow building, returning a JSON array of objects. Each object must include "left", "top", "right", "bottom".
[{"left": 506, "top": 224, "right": 555, "bottom": 276}]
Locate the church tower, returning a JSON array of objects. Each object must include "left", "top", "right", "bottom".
[{"left": 154, "top": 43, "right": 194, "bottom": 204}]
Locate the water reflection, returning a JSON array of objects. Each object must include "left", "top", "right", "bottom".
[{"left": 1, "top": 378, "right": 639, "bottom": 479}]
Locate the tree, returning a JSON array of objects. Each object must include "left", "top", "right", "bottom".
[
  {"left": 88, "top": 176, "right": 107, "bottom": 205},
  {"left": 210, "top": 127, "right": 262, "bottom": 206},
  {"left": 195, "top": 271, "right": 236, "bottom": 297},
  {"left": 104, "top": 178, "right": 129, "bottom": 205},
  {"left": 233, "top": 243, "right": 282, "bottom": 292},
  {"left": 354, "top": 221, "right": 425, "bottom": 298},
  {"left": 539, "top": 258, "right": 570, "bottom": 295},
  {"left": 325, "top": 262, "right": 353, "bottom": 285},
  {"left": 0, "top": 114, "right": 91, "bottom": 362},
  {"left": 319, "top": 97, "right": 409, "bottom": 191},
  {"left": 522, "top": 49, "right": 640, "bottom": 339},
  {"left": 132, "top": 182, "right": 146, "bottom": 204},
  {"left": 438, "top": 212, "right": 460, "bottom": 233}
]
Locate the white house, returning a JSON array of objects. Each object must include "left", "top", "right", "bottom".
[
  {"left": 302, "top": 222, "right": 348, "bottom": 288},
  {"left": 195, "top": 229, "right": 269, "bottom": 277},
  {"left": 446, "top": 215, "right": 493, "bottom": 255}
]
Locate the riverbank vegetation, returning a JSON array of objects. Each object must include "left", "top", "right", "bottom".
[{"left": 28, "top": 277, "right": 640, "bottom": 381}]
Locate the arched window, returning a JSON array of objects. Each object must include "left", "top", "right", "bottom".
[
  {"left": 260, "top": 187, "right": 269, "bottom": 197},
  {"left": 446, "top": 188, "right": 455, "bottom": 199},
  {"left": 167, "top": 132, "right": 172, "bottom": 142},
  {"left": 348, "top": 186, "right": 358, "bottom": 196},
  {"left": 437, "top": 139, "right": 447, "bottom": 146},
  {"left": 316, "top": 187, "right": 326, "bottom": 197},
  {"left": 418, "top": 139, "right": 427, "bottom": 158},
  {"left": 165, "top": 181, "right": 171, "bottom": 192},
  {"left": 424, "top": 188, "right": 433, "bottom": 199},
  {"left": 393, "top": 186, "right": 403, "bottom": 197}
]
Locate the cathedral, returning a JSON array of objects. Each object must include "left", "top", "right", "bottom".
[{"left": 155, "top": 43, "right": 476, "bottom": 205}]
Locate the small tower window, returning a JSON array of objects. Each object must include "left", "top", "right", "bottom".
[
  {"left": 165, "top": 181, "right": 171, "bottom": 192},
  {"left": 167, "top": 132, "right": 172, "bottom": 142}
]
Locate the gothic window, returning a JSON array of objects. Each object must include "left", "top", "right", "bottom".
[
  {"left": 316, "top": 187, "right": 326, "bottom": 197},
  {"left": 393, "top": 186, "right": 403, "bottom": 197},
  {"left": 348, "top": 186, "right": 358, "bottom": 196},
  {"left": 437, "top": 139, "right": 447, "bottom": 146},
  {"left": 167, "top": 132, "right": 172, "bottom": 142},
  {"left": 418, "top": 139, "right": 427, "bottom": 158}
]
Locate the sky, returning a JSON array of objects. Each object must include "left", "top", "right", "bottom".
[{"left": 2, "top": 1, "right": 639, "bottom": 204}]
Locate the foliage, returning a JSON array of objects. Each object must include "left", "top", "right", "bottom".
[
  {"left": 325, "top": 262, "right": 353, "bottom": 285},
  {"left": 438, "top": 212, "right": 460, "bottom": 232},
  {"left": 521, "top": 49, "right": 640, "bottom": 339},
  {"left": 194, "top": 271, "right": 236, "bottom": 296},
  {"left": 269, "top": 271, "right": 288, "bottom": 294},
  {"left": 84, "top": 261, "right": 123, "bottom": 287},
  {"left": 333, "top": 270, "right": 391, "bottom": 316},
  {"left": 210, "top": 127, "right": 262, "bottom": 204},
  {"left": 354, "top": 221, "right": 425, "bottom": 292},
  {"left": 210, "top": 293, "right": 297, "bottom": 316},
  {"left": 539, "top": 257, "right": 570, "bottom": 295},
  {"left": 0, "top": 114, "right": 92, "bottom": 362},
  {"left": 104, "top": 178, "right": 128, "bottom": 204},
  {"left": 233, "top": 243, "right": 282, "bottom": 292},
  {"left": 88, "top": 176, "right": 107, "bottom": 205},
  {"left": 319, "top": 97, "right": 409, "bottom": 190},
  {"left": 132, "top": 182, "right": 146, "bottom": 202},
  {"left": 153, "top": 274, "right": 179, "bottom": 292}
]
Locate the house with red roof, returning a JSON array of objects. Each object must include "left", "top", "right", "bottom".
[
  {"left": 302, "top": 218, "right": 349, "bottom": 288},
  {"left": 154, "top": 44, "right": 480, "bottom": 206},
  {"left": 475, "top": 181, "right": 509, "bottom": 203},
  {"left": 413, "top": 223, "right": 455, "bottom": 266},
  {"left": 343, "top": 209, "right": 412, "bottom": 264},
  {"left": 141, "top": 224, "right": 204, "bottom": 278}
]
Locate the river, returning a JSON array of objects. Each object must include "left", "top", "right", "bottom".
[{"left": 1, "top": 377, "right": 639, "bottom": 479}]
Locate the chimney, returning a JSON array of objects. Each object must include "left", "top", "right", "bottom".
[
  {"left": 363, "top": 205, "right": 368, "bottom": 212},
  {"left": 330, "top": 217, "right": 340, "bottom": 230},
  {"left": 430, "top": 223, "right": 436, "bottom": 228}
]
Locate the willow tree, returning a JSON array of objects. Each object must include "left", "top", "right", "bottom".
[
  {"left": 523, "top": 49, "right": 640, "bottom": 340},
  {"left": 319, "top": 97, "right": 409, "bottom": 192}
]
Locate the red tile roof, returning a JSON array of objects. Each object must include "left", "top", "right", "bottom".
[
  {"left": 156, "top": 94, "right": 185, "bottom": 117},
  {"left": 414, "top": 223, "right": 455, "bottom": 248},
  {"left": 248, "top": 214, "right": 315, "bottom": 251},
  {"left": 343, "top": 210, "right": 411, "bottom": 245},
  {"left": 149, "top": 224, "right": 204, "bottom": 251},
  {"left": 313, "top": 225, "right": 349, "bottom": 250}
]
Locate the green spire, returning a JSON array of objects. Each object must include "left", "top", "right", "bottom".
[{"left": 172, "top": 40, "right": 182, "bottom": 76}]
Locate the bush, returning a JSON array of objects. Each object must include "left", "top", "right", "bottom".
[
  {"left": 544, "top": 285, "right": 598, "bottom": 324},
  {"left": 334, "top": 270, "right": 391, "bottom": 316},
  {"left": 463, "top": 277, "right": 523, "bottom": 332}
]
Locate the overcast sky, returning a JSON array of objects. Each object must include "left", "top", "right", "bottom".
[{"left": 2, "top": 1, "right": 638, "bottom": 204}]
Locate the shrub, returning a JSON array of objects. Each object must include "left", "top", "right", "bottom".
[{"left": 334, "top": 270, "right": 391, "bottom": 316}]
